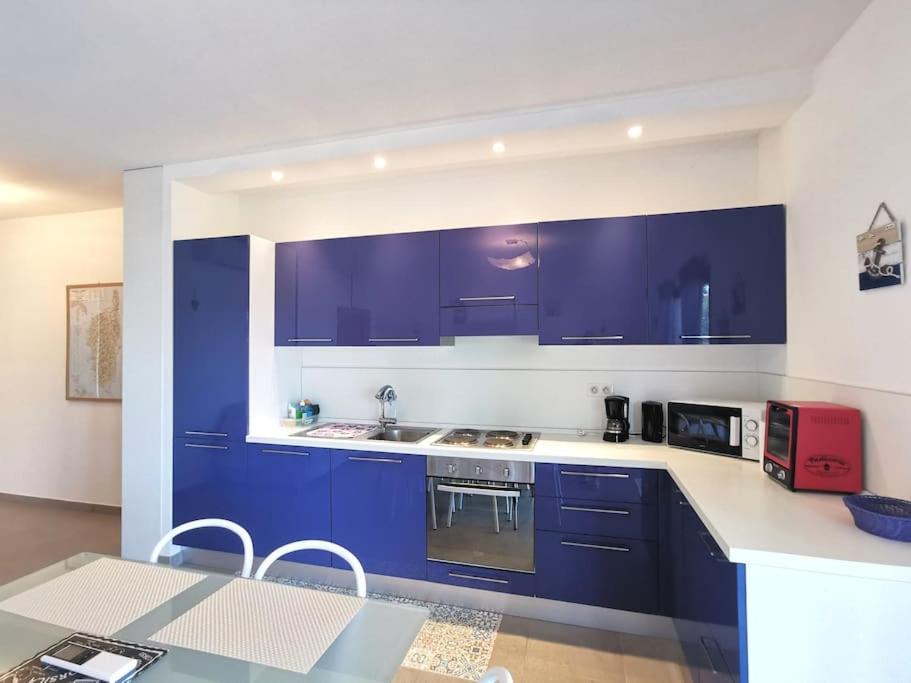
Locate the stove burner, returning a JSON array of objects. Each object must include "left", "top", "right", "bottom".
[
  {"left": 486, "top": 430, "right": 519, "bottom": 439},
  {"left": 484, "top": 436, "right": 516, "bottom": 448},
  {"left": 442, "top": 428, "right": 481, "bottom": 445},
  {"left": 450, "top": 429, "right": 481, "bottom": 437}
]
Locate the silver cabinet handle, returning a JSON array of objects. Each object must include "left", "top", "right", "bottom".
[
  {"left": 561, "top": 541, "right": 630, "bottom": 552},
  {"left": 560, "top": 470, "right": 629, "bottom": 479},
  {"left": 448, "top": 572, "right": 509, "bottom": 585},
  {"left": 560, "top": 505, "right": 630, "bottom": 515},
  {"left": 368, "top": 338, "right": 420, "bottom": 343},
  {"left": 184, "top": 443, "right": 229, "bottom": 450},
  {"left": 288, "top": 338, "right": 333, "bottom": 343},
  {"left": 680, "top": 335, "right": 752, "bottom": 340},
  {"left": 348, "top": 456, "right": 403, "bottom": 464},
  {"left": 458, "top": 295, "right": 516, "bottom": 302},
  {"left": 561, "top": 335, "right": 623, "bottom": 341},
  {"left": 262, "top": 449, "right": 309, "bottom": 457},
  {"left": 185, "top": 431, "right": 228, "bottom": 437}
]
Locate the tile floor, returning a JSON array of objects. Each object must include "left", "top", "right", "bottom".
[{"left": 0, "top": 497, "right": 690, "bottom": 682}]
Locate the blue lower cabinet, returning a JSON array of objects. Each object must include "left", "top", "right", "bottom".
[
  {"left": 536, "top": 497, "right": 657, "bottom": 540},
  {"left": 427, "top": 561, "right": 535, "bottom": 596},
  {"left": 535, "top": 531, "right": 659, "bottom": 613},
  {"left": 440, "top": 304, "right": 538, "bottom": 336},
  {"left": 535, "top": 464, "right": 657, "bottom": 503},
  {"left": 172, "top": 438, "right": 248, "bottom": 554},
  {"left": 330, "top": 450, "right": 427, "bottom": 580},
  {"left": 246, "top": 443, "right": 332, "bottom": 567}
]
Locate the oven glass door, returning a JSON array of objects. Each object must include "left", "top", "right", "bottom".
[
  {"left": 765, "top": 403, "right": 793, "bottom": 467},
  {"left": 667, "top": 403, "right": 742, "bottom": 457},
  {"left": 426, "top": 477, "right": 534, "bottom": 573}
]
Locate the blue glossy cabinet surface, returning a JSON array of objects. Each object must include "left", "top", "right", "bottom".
[
  {"left": 330, "top": 450, "right": 427, "bottom": 580},
  {"left": 275, "top": 238, "right": 355, "bottom": 346},
  {"left": 647, "top": 205, "right": 786, "bottom": 344},
  {"left": 539, "top": 216, "right": 648, "bottom": 345},
  {"left": 247, "top": 443, "right": 332, "bottom": 567},
  {"left": 535, "top": 463, "right": 657, "bottom": 504},
  {"left": 173, "top": 236, "right": 249, "bottom": 440},
  {"left": 427, "top": 560, "right": 535, "bottom": 596},
  {"left": 351, "top": 231, "right": 440, "bottom": 346},
  {"left": 172, "top": 438, "right": 248, "bottom": 553}
]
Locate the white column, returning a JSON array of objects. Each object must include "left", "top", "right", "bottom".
[{"left": 121, "top": 167, "right": 172, "bottom": 560}]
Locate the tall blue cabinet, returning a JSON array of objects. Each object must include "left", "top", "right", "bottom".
[{"left": 173, "top": 235, "right": 250, "bottom": 553}]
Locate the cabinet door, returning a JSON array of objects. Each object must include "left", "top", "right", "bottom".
[
  {"left": 173, "top": 236, "right": 249, "bottom": 440},
  {"left": 539, "top": 216, "right": 648, "bottom": 345},
  {"left": 647, "top": 205, "right": 786, "bottom": 344},
  {"left": 330, "top": 450, "right": 426, "bottom": 579},
  {"left": 274, "top": 242, "right": 298, "bottom": 346},
  {"left": 172, "top": 438, "right": 248, "bottom": 553},
  {"left": 351, "top": 231, "right": 440, "bottom": 346},
  {"left": 440, "top": 224, "right": 538, "bottom": 307},
  {"left": 246, "top": 444, "right": 332, "bottom": 567},
  {"left": 281, "top": 238, "right": 355, "bottom": 346}
]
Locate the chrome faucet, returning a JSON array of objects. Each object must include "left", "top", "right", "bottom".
[{"left": 374, "top": 385, "right": 398, "bottom": 428}]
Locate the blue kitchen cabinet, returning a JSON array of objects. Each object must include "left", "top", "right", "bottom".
[
  {"left": 535, "top": 463, "right": 658, "bottom": 504},
  {"left": 330, "top": 450, "right": 427, "bottom": 580},
  {"left": 647, "top": 205, "right": 786, "bottom": 344},
  {"left": 439, "top": 223, "right": 538, "bottom": 335},
  {"left": 351, "top": 231, "right": 440, "bottom": 345},
  {"left": 172, "top": 437, "right": 248, "bottom": 553},
  {"left": 539, "top": 216, "right": 648, "bottom": 345},
  {"left": 274, "top": 238, "right": 357, "bottom": 346},
  {"left": 246, "top": 443, "right": 332, "bottom": 567},
  {"left": 173, "top": 235, "right": 249, "bottom": 440},
  {"left": 427, "top": 560, "right": 535, "bottom": 596}
]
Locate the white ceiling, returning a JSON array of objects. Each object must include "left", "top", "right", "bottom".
[{"left": 0, "top": 0, "right": 871, "bottom": 219}]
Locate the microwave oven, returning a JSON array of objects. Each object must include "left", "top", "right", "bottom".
[
  {"left": 763, "top": 401, "right": 863, "bottom": 493},
  {"left": 667, "top": 400, "right": 766, "bottom": 460}
]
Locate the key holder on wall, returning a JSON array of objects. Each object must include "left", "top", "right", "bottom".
[{"left": 857, "top": 202, "right": 904, "bottom": 291}]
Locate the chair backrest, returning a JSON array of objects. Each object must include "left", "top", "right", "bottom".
[
  {"left": 253, "top": 540, "right": 367, "bottom": 598},
  {"left": 149, "top": 518, "right": 254, "bottom": 578},
  {"left": 479, "top": 667, "right": 514, "bottom": 683}
]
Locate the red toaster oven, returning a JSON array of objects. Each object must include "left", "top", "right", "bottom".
[{"left": 763, "top": 401, "right": 863, "bottom": 493}]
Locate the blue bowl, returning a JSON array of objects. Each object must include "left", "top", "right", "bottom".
[{"left": 844, "top": 495, "right": 911, "bottom": 542}]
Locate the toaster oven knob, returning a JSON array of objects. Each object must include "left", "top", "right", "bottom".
[
  {"left": 764, "top": 462, "right": 773, "bottom": 473},
  {"left": 745, "top": 435, "right": 759, "bottom": 448},
  {"left": 745, "top": 419, "right": 759, "bottom": 432},
  {"left": 777, "top": 470, "right": 786, "bottom": 481}
]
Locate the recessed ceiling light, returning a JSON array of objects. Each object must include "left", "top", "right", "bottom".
[
  {"left": 627, "top": 125, "right": 643, "bottom": 139},
  {"left": 270, "top": 169, "right": 284, "bottom": 182},
  {"left": 492, "top": 140, "right": 506, "bottom": 154},
  {"left": 373, "top": 155, "right": 387, "bottom": 170},
  {"left": 0, "top": 181, "right": 44, "bottom": 204}
]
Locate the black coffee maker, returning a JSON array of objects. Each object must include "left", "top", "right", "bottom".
[{"left": 603, "top": 396, "right": 630, "bottom": 443}]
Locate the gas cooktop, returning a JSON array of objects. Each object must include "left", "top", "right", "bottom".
[{"left": 435, "top": 428, "right": 539, "bottom": 450}]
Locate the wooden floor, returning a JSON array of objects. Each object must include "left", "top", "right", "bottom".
[{"left": 0, "top": 497, "right": 689, "bottom": 682}]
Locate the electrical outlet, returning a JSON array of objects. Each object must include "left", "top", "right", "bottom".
[
  {"left": 586, "top": 383, "right": 601, "bottom": 397},
  {"left": 601, "top": 384, "right": 614, "bottom": 396}
]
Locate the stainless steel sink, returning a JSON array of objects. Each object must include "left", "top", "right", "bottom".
[{"left": 368, "top": 426, "right": 439, "bottom": 443}]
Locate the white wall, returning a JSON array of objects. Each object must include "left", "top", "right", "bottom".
[
  {"left": 228, "top": 135, "right": 785, "bottom": 431},
  {"left": 776, "top": 0, "right": 911, "bottom": 497},
  {"left": 0, "top": 208, "right": 122, "bottom": 505}
]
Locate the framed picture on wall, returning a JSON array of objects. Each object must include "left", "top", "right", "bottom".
[{"left": 66, "top": 283, "right": 123, "bottom": 401}]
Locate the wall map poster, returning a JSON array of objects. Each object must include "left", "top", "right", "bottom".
[
  {"left": 857, "top": 202, "right": 904, "bottom": 291},
  {"left": 66, "top": 283, "right": 123, "bottom": 400}
]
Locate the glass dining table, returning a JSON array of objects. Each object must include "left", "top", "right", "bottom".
[{"left": 0, "top": 553, "right": 428, "bottom": 682}]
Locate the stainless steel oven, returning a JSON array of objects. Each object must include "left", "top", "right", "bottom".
[{"left": 426, "top": 455, "right": 534, "bottom": 573}]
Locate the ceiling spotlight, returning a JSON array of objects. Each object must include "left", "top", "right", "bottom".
[
  {"left": 270, "top": 170, "right": 284, "bottom": 182},
  {"left": 374, "top": 155, "right": 387, "bottom": 170},
  {"left": 492, "top": 140, "right": 506, "bottom": 154},
  {"left": 627, "top": 125, "right": 643, "bottom": 140}
]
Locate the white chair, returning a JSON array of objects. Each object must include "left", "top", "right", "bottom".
[
  {"left": 253, "top": 540, "right": 367, "bottom": 598},
  {"left": 149, "top": 518, "right": 254, "bottom": 578},
  {"left": 479, "top": 666, "right": 513, "bottom": 683}
]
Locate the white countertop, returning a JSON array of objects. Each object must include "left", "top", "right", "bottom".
[{"left": 248, "top": 424, "right": 911, "bottom": 582}]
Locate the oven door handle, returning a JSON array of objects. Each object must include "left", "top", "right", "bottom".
[{"left": 437, "top": 484, "right": 521, "bottom": 498}]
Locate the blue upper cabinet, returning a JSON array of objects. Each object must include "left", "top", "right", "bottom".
[
  {"left": 274, "top": 238, "right": 356, "bottom": 346},
  {"left": 539, "top": 216, "right": 648, "bottom": 345},
  {"left": 440, "top": 224, "right": 538, "bottom": 335},
  {"left": 647, "top": 205, "right": 786, "bottom": 344},
  {"left": 351, "top": 231, "right": 440, "bottom": 346},
  {"left": 173, "top": 236, "right": 249, "bottom": 440}
]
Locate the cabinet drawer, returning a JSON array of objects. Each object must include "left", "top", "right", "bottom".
[
  {"left": 427, "top": 561, "right": 534, "bottom": 596},
  {"left": 535, "top": 497, "right": 657, "bottom": 540},
  {"left": 536, "top": 464, "right": 657, "bottom": 504},
  {"left": 535, "top": 531, "right": 658, "bottom": 613}
]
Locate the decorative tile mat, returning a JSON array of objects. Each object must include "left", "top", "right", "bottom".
[{"left": 268, "top": 575, "right": 502, "bottom": 681}]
